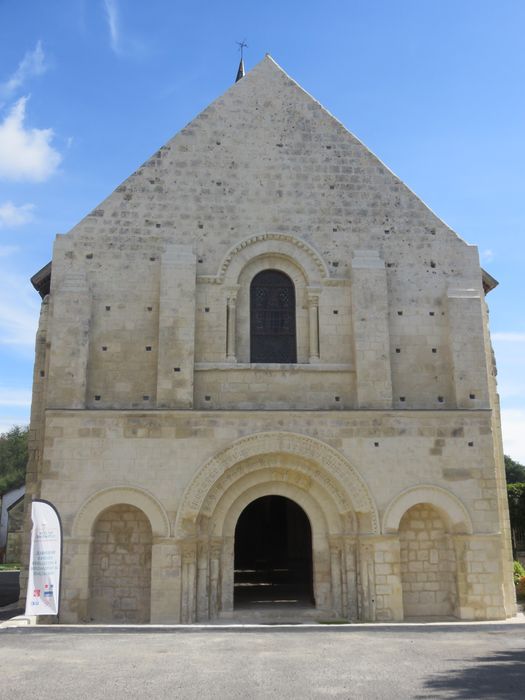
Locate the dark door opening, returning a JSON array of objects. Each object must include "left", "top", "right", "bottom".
[
  {"left": 234, "top": 495, "right": 314, "bottom": 608},
  {"left": 250, "top": 269, "right": 297, "bottom": 363}
]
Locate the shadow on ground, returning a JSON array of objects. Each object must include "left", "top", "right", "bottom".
[
  {"left": 420, "top": 649, "right": 525, "bottom": 698},
  {"left": 0, "top": 606, "right": 23, "bottom": 621}
]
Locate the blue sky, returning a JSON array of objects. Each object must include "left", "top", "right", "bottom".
[{"left": 0, "top": 0, "right": 524, "bottom": 460}]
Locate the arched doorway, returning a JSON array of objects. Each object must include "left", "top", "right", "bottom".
[
  {"left": 234, "top": 495, "right": 314, "bottom": 608},
  {"left": 89, "top": 504, "right": 152, "bottom": 623},
  {"left": 250, "top": 269, "right": 297, "bottom": 363}
]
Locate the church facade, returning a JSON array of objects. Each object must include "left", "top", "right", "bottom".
[{"left": 24, "top": 56, "right": 515, "bottom": 623}]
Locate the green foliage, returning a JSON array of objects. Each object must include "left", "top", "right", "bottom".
[
  {"left": 0, "top": 563, "right": 21, "bottom": 571},
  {"left": 514, "top": 561, "right": 525, "bottom": 585},
  {"left": 505, "top": 455, "right": 525, "bottom": 484},
  {"left": 517, "top": 577, "right": 525, "bottom": 600},
  {"left": 507, "top": 483, "right": 525, "bottom": 532},
  {"left": 0, "top": 425, "right": 29, "bottom": 495}
]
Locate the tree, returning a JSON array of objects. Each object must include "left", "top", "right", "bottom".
[
  {"left": 0, "top": 425, "right": 29, "bottom": 494},
  {"left": 505, "top": 455, "right": 525, "bottom": 484}
]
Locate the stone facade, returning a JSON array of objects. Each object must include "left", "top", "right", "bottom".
[
  {"left": 89, "top": 504, "right": 152, "bottom": 623},
  {"left": 22, "top": 56, "right": 515, "bottom": 623}
]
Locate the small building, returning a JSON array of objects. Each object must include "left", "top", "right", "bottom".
[
  {"left": 23, "top": 56, "right": 515, "bottom": 623},
  {"left": 1, "top": 485, "right": 24, "bottom": 564}
]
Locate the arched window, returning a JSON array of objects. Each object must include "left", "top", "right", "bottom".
[{"left": 250, "top": 269, "right": 297, "bottom": 363}]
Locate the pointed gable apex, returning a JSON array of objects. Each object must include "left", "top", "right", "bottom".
[{"left": 32, "top": 54, "right": 492, "bottom": 297}]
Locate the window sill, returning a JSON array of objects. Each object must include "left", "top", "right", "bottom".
[{"left": 194, "top": 363, "right": 354, "bottom": 372}]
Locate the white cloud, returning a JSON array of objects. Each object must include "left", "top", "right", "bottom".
[
  {"left": 102, "top": 0, "right": 146, "bottom": 58},
  {"left": 0, "top": 96, "right": 61, "bottom": 182},
  {"left": 501, "top": 409, "right": 525, "bottom": 464},
  {"left": 0, "top": 267, "right": 40, "bottom": 350},
  {"left": 0, "top": 388, "right": 32, "bottom": 407},
  {"left": 0, "top": 245, "right": 19, "bottom": 257},
  {"left": 103, "top": 0, "right": 120, "bottom": 54},
  {"left": 0, "top": 41, "right": 47, "bottom": 99},
  {"left": 481, "top": 248, "right": 494, "bottom": 263},
  {"left": 0, "top": 201, "right": 35, "bottom": 228},
  {"left": 492, "top": 332, "right": 525, "bottom": 343}
]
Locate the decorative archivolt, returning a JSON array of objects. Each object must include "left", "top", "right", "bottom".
[
  {"left": 382, "top": 485, "right": 473, "bottom": 535},
  {"left": 219, "top": 481, "right": 332, "bottom": 539},
  {"left": 174, "top": 431, "right": 379, "bottom": 537},
  {"left": 72, "top": 485, "right": 170, "bottom": 539},
  {"left": 199, "top": 233, "right": 329, "bottom": 285},
  {"left": 201, "top": 460, "right": 352, "bottom": 536}
]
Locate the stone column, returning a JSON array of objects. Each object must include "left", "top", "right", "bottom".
[
  {"left": 357, "top": 538, "right": 377, "bottom": 621},
  {"left": 220, "top": 536, "right": 234, "bottom": 617},
  {"left": 343, "top": 536, "right": 358, "bottom": 621},
  {"left": 226, "top": 287, "right": 239, "bottom": 362},
  {"left": 181, "top": 542, "right": 197, "bottom": 624},
  {"left": 209, "top": 539, "right": 222, "bottom": 620},
  {"left": 196, "top": 540, "right": 210, "bottom": 621},
  {"left": 329, "top": 536, "right": 343, "bottom": 616},
  {"left": 307, "top": 288, "right": 321, "bottom": 363}
]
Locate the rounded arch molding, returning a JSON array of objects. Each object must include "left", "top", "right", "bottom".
[
  {"left": 73, "top": 486, "right": 170, "bottom": 539},
  {"left": 174, "top": 431, "right": 379, "bottom": 538},
  {"left": 382, "top": 485, "right": 473, "bottom": 535},
  {"left": 211, "top": 233, "right": 329, "bottom": 285}
]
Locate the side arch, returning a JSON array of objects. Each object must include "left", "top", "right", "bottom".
[
  {"left": 382, "top": 485, "right": 473, "bottom": 535},
  {"left": 73, "top": 486, "right": 170, "bottom": 539}
]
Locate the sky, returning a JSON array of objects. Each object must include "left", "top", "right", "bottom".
[{"left": 0, "top": 0, "right": 524, "bottom": 461}]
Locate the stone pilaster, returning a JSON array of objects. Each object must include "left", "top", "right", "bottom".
[
  {"left": 46, "top": 271, "right": 91, "bottom": 409},
  {"left": 151, "top": 539, "right": 182, "bottom": 624},
  {"left": 156, "top": 245, "right": 196, "bottom": 408},
  {"left": 447, "top": 289, "right": 490, "bottom": 408},
  {"left": 351, "top": 250, "right": 392, "bottom": 408}
]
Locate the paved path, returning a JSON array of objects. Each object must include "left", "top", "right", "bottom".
[{"left": 1, "top": 624, "right": 525, "bottom": 699}]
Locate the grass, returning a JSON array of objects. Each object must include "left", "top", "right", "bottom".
[
  {"left": 0, "top": 563, "right": 21, "bottom": 571},
  {"left": 318, "top": 619, "right": 350, "bottom": 624}
]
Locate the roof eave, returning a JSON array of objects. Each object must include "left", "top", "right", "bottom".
[
  {"left": 481, "top": 268, "right": 498, "bottom": 295},
  {"left": 31, "top": 261, "right": 52, "bottom": 298}
]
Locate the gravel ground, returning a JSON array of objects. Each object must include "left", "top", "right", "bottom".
[{"left": 1, "top": 623, "right": 524, "bottom": 699}]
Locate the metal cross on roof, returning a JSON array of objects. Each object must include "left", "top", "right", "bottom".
[
  {"left": 236, "top": 40, "right": 248, "bottom": 59},
  {"left": 235, "top": 40, "right": 248, "bottom": 82}
]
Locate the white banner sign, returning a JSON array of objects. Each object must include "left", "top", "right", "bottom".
[{"left": 25, "top": 500, "right": 62, "bottom": 616}]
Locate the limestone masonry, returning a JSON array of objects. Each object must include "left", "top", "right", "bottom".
[{"left": 23, "top": 56, "right": 515, "bottom": 623}]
